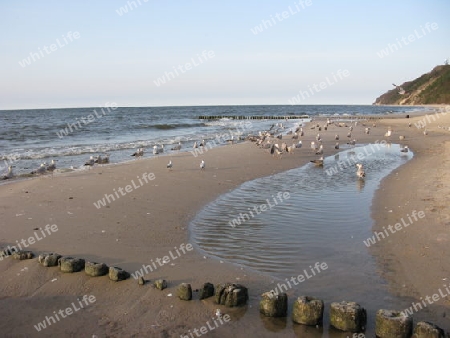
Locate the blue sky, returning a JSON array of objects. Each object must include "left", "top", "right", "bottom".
[{"left": 1, "top": 0, "right": 449, "bottom": 109}]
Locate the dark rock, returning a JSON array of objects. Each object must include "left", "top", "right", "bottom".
[
  {"left": 375, "top": 309, "right": 413, "bottom": 338},
  {"left": 292, "top": 296, "right": 324, "bottom": 326},
  {"left": 413, "top": 321, "right": 445, "bottom": 338},
  {"left": 59, "top": 257, "right": 85, "bottom": 273},
  {"left": 38, "top": 253, "right": 61, "bottom": 267},
  {"left": 177, "top": 283, "right": 192, "bottom": 301},
  {"left": 215, "top": 283, "right": 248, "bottom": 307},
  {"left": 154, "top": 279, "right": 167, "bottom": 290},
  {"left": 199, "top": 282, "right": 215, "bottom": 300},
  {"left": 330, "top": 301, "right": 366, "bottom": 332},
  {"left": 11, "top": 251, "right": 34, "bottom": 260},
  {"left": 108, "top": 266, "right": 130, "bottom": 281},
  {"left": 259, "top": 291, "right": 288, "bottom": 317},
  {"left": 84, "top": 261, "right": 109, "bottom": 277}
]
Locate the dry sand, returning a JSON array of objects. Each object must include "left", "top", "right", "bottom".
[{"left": 0, "top": 111, "right": 449, "bottom": 337}]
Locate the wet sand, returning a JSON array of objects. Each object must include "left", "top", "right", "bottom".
[{"left": 1, "top": 111, "right": 449, "bottom": 337}]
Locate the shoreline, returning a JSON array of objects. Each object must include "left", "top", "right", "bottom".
[{"left": 1, "top": 112, "right": 449, "bottom": 336}]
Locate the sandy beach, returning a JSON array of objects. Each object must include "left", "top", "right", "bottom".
[{"left": 1, "top": 111, "right": 450, "bottom": 337}]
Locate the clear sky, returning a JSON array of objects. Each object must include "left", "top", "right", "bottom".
[{"left": 1, "top": 0, "right": 449, "bottom": 109}]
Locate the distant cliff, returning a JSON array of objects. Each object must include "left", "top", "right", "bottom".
[{"left": 373, "top": 65, "right": 450, "bottom": 105}]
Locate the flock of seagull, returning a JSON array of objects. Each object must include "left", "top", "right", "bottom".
[
  {"left": 0, "top": 118, "right": 417, "bottom": 181},
  {"left": 247, "top": 118, "right": 413, "bottom": 179}
]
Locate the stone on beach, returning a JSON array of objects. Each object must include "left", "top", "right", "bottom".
[
  {"left": 154, "top": 279, "right": 167, "bottom": 290},
  {"left": 292, "top": 296, "right": 324, "bottom": 326},
  {"left": 259, "top": 291, "right": 288, "bottom": 317},
  {"left": 413, "top": 321, "right": 445, "bottom": 338},
  {"left": 11, "top": 251, "right": 34, "bottom": 260},
  {"left": 177, "top": 283, "right": 192, "bottom": 301},
  {"left": 330, "top": 301, "right": 367, "bottom": 332},
  {"left": 38, "top": 253, "right": 61, "bottom": 267},
  {"left": 215, "top": 283, "right": 248, "bottom": 307},
  {"left": 84, "top": 261, "right": 109, "bottom": 277},
  {"left": 138, "top": 277, "right": 145, "bottom": 285},
  {"left": 199, "top": 282, "right": 215, "bottom": 300},
  {"left": 108, "top": 266, "right": 130, "bottom": 281},
  {"left": 59, "top": 256, "right": 86, "bottom": 273},
  {"left": 375, "top": 309, "right": 413, "bottom": 338}
]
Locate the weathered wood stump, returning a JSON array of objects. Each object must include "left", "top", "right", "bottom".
[
  {"left": 375, "top": 309, "right": 413, "bottom": 338},
  {"left": 11, "top": 251, "right": 34, "bottom": 260},
  {"left": 154, "top": 279, "right": 167, "bottom": 290},
  {"left": 85, "top": 261, "right": 108, "bottom": 277},
  {"left": 215, "top": 283, "right": 248, "bottom": 307},
  {"left": 292, "top": 296, "right": 324, "bottom": 326},
  {"left": 108, "top": 266, "right": 130, "bottom": 281},
  {"left": 413, "top": 321, "right": 445, "bottom": 338},
  {"left": 259, "top": 291, "right": 288, "bottom": 317},
  {"left": 199, "top": 282, "right": 215, "bottom": 300},
  {"left": 38, "top": 253, "right": 61, "bottom": 267},
  {"left": 330, "top": 301, "right": 366, "bottom": 332},
  {"left": 177, "top": 283, "right": 192, "bottom": 300},
  {"left": 59, "top": 257, "right": 85, "bottom": 273}
]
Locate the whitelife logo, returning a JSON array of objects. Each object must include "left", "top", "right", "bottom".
[
  {"left": 18, "top": 31, "right": 81, "bottom": 68},
  {"left": 153, "top": 50, "right": 215, "bottom": 87}
]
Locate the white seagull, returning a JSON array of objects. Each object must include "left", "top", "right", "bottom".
[
  {"left": 167, "top": 160, "right": 173, "bottom": 170},
  {"left": 200, "top": 160, "right": 205, "bottom": 170},
  {"left": 2, "top": 166, "right": 14, "bottom": 180},
  {"left": 295, "top": 140, "right": 302, "bottom": 148},
  {"left": 400, "top": 146, "right": 409, "bottom": 153},
  {"left": 171, "top": 142, "right": 182, "bottom": 151},
  {"left": 46, "top": 160, "right": 57, "bottom": 177},
  {"left": 84, "top": 156, "right": 95, "bottom": 169},
  {"left": 31, "top": 163, "right": 47, "bottom": 174},
  {"left": 152, "top": 145, "right": 159, "bottom": 155},
  {"left": 356, "top": 163, "right": 365, "bottom": 178},
  {"left": 315, "top": 144, "right": 323, "bottom": 155}
]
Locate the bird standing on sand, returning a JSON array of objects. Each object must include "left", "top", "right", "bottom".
[
  {"left": 335, "top": 134, "right": 339, "bottom": 140},
  {"left": 2, "top": 166, "right": 14, "bottom": 180},
  {"left": 46, "top": 160, "right": 57, "bottom": 177},
  {"left": 356, "top": 163, "right": 365, "bottom": 178},
  {"left": 334, "top": 142, "right": 339, "bottom": 149},
  {"left": 132, "top": 148, "right": 144, "bottom": 158},
  {"left": 315, "top": 144, "right": 323, "bottom": 155},
  {"left": 295, "top": 140, "right": 302, "bottom": 148},
  {"left": 84, "top": 156, "right": 95, "bottom": 169},
  {"left": 200, "top": 160, "right": 205, "bottom": 170},
  {"left": 31, "top": 163, "right": 47, "bottom": 174},
  {"left": 310, "top": 157, "right": 324, "bottom": 166},
  {"left": 400, "top": 146, "right": 409, "bottom": 153},
  {"left": 167, "top": 160, "right": 173, "bottom": 170},
  {"left": 171, "top": 142, "right": 182, "bottom": 151}
]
